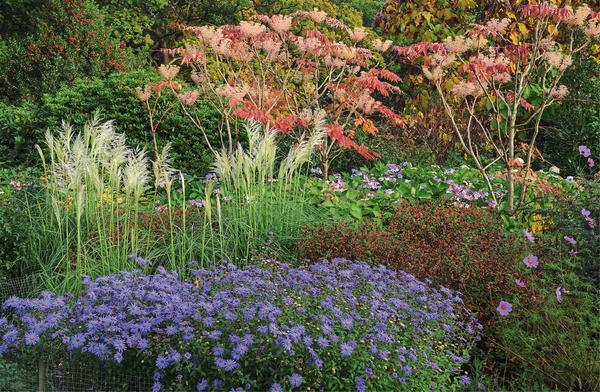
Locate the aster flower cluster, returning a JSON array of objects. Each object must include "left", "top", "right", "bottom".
[{"left": 0, "top": 259, "right": 480, "bottom": 391}]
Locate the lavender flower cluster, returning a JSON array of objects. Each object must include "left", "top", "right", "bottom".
[
  {"left": 444, "top": 180, "right": 489, "bottom": 208},
  {"left": 351, "top": 163, "right": 407, "bottom": 192},
  {"left": 1, "top": 259, "right": 480, "bottom": 391}
]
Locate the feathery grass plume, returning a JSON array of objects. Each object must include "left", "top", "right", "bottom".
[
  {"left": 30, "top": 116, "right": 169, "bottom": 292},
  {"left": 278, "top": 119, "right": 325, "bottom": 181},
  {"left": 123, "top": 148, "right": 150, "bottom": 200},
  {"left": 152, "top": 143, "right": 174, "bottom": 190},
  {"left": 208, "top": 120, "right": 321, "bottom": 265}
]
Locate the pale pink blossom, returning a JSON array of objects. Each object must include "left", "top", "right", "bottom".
[
  {"left": 544, "top": 51, "right": 572, "bottom": 71},
  {"left": 215, "top": 85, "right": 249, "bottom": 104},
  {"left": 179, "top": 90, "right": 199, "bottom": 106},
  {"left": 372, "top": 38, "right": 393, "bottom": 52},
  {"left": 268, "top": 15, "right": 293, "bottom": 34},
  {"left": 239, "top": 21, "right": 266, "bottom": 38},
  {"left": 515, "top": 278, "right": 526, "bottom": 288},
  {"left": 348, "top": 27, "right": 367, "bottom": 43},
  {"left": 296, "top": 37, "right": 322, "bottom": 54},
  {"left": 451, "top": 81, "right": 483, "bottom": 98},
  {"left": 549, "top": 85, "right": 569, "bottom": 100},
  {"left": 443, "top": 35, "right": 473, "bottom": 55},
  {"left": 567, "top": 4, "right": 591, "bottom": 26},
  {"left": 158, "top": 64, "right": 180, "bottom": 80},
  {"left": 355, "top": 92, "right": 378, "bottom": 114},
  {"left": 583, "top": 19, "right": 600, "bottom": 37},
  {"left": 422, "top": 66, "right": 443, "bottom": 82},
  {"left": 492, "top": 72, "right": 511, "bottom": 84},
  {"left": 308, "top": 8, "right": 327, "bottom": 24}
]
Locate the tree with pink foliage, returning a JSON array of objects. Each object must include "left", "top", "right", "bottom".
[
  {"left": 395, "top": 2, "right": 600, "bottom": 213},
  {"left": 149, "top": 10, "right": 404, "bottom": 178}
]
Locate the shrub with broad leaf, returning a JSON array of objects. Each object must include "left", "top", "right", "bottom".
[{"left": 141, "top": 10, "right": 405, "bottom": 178}]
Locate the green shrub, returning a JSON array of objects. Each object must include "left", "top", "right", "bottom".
[
  {"left": 0, "top": 0, "right": 138, "bottom": 102},
  {"left": 0, "top": 166, "right": 39, "bottom": 279},
  {"left": 487, "top": 256, "right": 599, "bottom": 390},
  {"left": 0, "top": 69, "right": 221, "bottom": 175},
  {"left": 541, "top": 58, "right": 600, "bottom": 175}
]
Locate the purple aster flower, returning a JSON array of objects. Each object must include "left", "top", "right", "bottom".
[
  {"left": 340, "top": 339, "right": 357, "bottom": 357},
  {"left": 522, "top": 254, "right": 539, "bottom": 269},
  {"left": 289, "top": 373, "right": 303, "bottom": 388},
  {"left": 152, "top": 380, "right": 161, "bottom": 392},
  {"left": 317, "top": 336, "right": 329, "bottom": 348},
  {"left": 270, "top": 383, "right": 283, "bottom": 392},
  {"left": 24, "top": 332, "right": 39, "bottom": 345},
  {"left": 355, "top": 376, "right": 366, "bottom": 392},
  {"left": 156, "top": 355, "right": 169, "bottom": 369},
  {"left": 579, "top": 145, "right": 591, "bottom": 157},
  {"left": 581, "top": 208, "right": 591, "bottom": 217},
  {"left": 215, "top": 358, "right": 239, "bottom": 372},
  {"left": 212, "top": 346, "right": 225, "bottom": 357},
  {"left": 563, "top": 236, "right": 577, "bottom": 245},
  {"left": 523, "top": 229, "right": 535, "bottom": 243},
  {"left": 555, "top": 287, "right": 563, "bottom": 303},
  {"left": 460, "top": 375, "right": 472, "bottom": 385},
  {"left": 496, "top": 300, "right": 513, "bottom": 316}
]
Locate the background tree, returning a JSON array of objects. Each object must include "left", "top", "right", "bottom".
[{"left": 395, "top": 2, "right": 600, "bottom": 213}]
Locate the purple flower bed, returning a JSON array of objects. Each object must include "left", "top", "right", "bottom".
[{"left": 0, "top": 259, "right": 480, "bottom": 391}]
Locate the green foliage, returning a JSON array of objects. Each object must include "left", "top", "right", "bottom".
[
  {"left": 0, "top": 69, "right": 221, "bottom": 175},
  {"left": 0, "top": 358, "right": 28, "bottom": 391},
  {"left": 0, "top": 0, "right": 138, "bottom": 102},
  {"left": 374, "top": 0, "right": 477, "bottom": 43},
  {"left": 541, "top": 57, "right": 600, "bottom": 175},
  {"left": 307, "top": 161, "right": 501, "bottom": 224},
  {"left": 489, "top": 254, "right": 599, "bottom": 390},
  {"left": 0, "top": 167, "right": 39, "bottom": 279},
  {"left": 98, "top": 0, "right": 376, "bottom": 52}
]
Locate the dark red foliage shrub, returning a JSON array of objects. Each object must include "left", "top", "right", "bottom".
[{"left": 299, "top": 201, "right": 526, "bottom": 321}]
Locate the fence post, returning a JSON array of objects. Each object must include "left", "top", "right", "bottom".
[{"left": 38, "top": 358, "right": 47, "bottom": 392}]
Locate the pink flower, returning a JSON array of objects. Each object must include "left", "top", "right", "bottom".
[
  {"left": 523, "top": 254, "right": 539, "bottom": 269},
  {"left": 568, "top": 249, "right": 578, "bottom": 257},
  {"left": 496, "top": 300, "right": 513, "bottom": 316},
  {"left": 555, "top": 287, "right": 563, "bottom": 303},
  {"left": 515, "top": 278, "right": 526, "bottom": 288},
  {"left": 348, "top": 27, "right": 367, "bottom": 43},
  {"left": 587, "top": 158, "right": 595, "bottom": 168},
  {"left": 579, "top": 145, "right": 591, "bottom": 157},
  {"left": 523, "top": 229, "right": 535, "bottom": 243},
  {"left": 178, "top": 91, "right": 199, "bottom": 106},
  {"left": 268, "top": 15, "right": 292, "bottom": 34},
  {"left": 563, "top": 235, "right": 577, "bottom": 245}
]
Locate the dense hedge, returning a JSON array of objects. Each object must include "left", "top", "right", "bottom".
[{"left": 0, "top": 69, "right": 221, "bottom": 175}]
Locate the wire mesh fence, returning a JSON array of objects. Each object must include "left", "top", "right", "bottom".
[
  {"left": 0, "top": 274, "right": 43, "bottom": 311},
  {"left": 1, "top": 354, "right": 154, "bottom": 392},
  {"left": 0, "top": 276, "right": 154, "bottom": 391}
]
